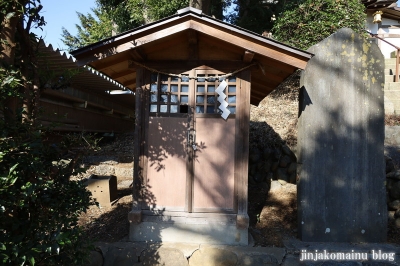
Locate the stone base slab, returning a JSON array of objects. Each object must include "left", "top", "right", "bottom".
[
  {"left": 129, "top": 221, "right": 248, "bottom": 246},
  {"left": 89, "top": 239, "right": 400, "bottom": 266}
]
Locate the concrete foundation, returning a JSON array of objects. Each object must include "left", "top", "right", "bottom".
[{"left": 129, "top": 217, "right": 248, "bottom": 245}]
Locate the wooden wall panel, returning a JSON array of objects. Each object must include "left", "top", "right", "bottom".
[{"left": 39, "top": 101, "right": 134, "bottom": 132}]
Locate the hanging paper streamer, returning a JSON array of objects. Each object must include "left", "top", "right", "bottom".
[{"left": 216, "top": 80, "right": 230, "bottom": 120}]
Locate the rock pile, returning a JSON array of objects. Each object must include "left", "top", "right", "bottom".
[
  {"left": 248, "top": 144, "right": 297, "bottom": 187},
  {"left": 73, "top": 132, "right": 134, "bottom": 181},
  {"left": 248, "top": 72, "right": 300, "bottom": 189},
  {"left": 386, "top": 155, "right": 400, "bottom": 227}
]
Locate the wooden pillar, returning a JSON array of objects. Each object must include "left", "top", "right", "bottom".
[
  {"left": 235, "top": 70, "right": 251, "bottom": 229},
  {"left": 129, "top": 67, "right": 149, "bottom": 223}
]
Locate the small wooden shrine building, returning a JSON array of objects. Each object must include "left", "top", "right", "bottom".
[{"left": 71, "top": 7, "right": 312, "bottom": 245}]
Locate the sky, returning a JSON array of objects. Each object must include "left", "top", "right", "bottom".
[
  {"left": 31, "top": 0, "right": 97, "bottom": 52},
  {"left": 32, "top": 0, "right": 400, "bottom": 53}
]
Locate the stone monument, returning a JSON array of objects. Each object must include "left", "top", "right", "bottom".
[{"left": 297, "top": 28, "right": 387, "bottom": 242}]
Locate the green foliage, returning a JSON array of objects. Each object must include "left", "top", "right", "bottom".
[
  {"left": 62, "top": 0, "right": 190, "bottom": 51},
  {"left": 0, "top": 67, "right": 22, "bottom": 102},
  {"left": 1, "top": 8, "right": 95, "bottom": 265},
  {"left": 271, "top": 0, "right": 366, "bottom": 50},
  {"left": 61, "top": 6, "right": 114, "bottom": 51},
  {"left": 98, "top": 0, "right": 189, "bottom": 30},
  {"left": 228, "top": 0, "right": 302, "bottom": 34},
  {"left": 0, "top": 123, "right": 95, "bottom": 265}
]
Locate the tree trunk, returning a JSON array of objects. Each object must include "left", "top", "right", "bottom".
[
  {"left": 190, "top": 0, "right": 211, "bottom": 15},
  {"left": 18, "top": 18, "right": 33, "bottom": 124},
  {"left": 0, "top": 2, "right": 22, "bottom": 126}
]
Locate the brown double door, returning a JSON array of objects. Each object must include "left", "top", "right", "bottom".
[{"left": 144, "top": 68, "right": 238, "bottom": 214}]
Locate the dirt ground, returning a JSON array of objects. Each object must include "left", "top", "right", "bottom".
[
  {"left": 77, "top": 168, "right": 400, "bottom": 247},
  {"left": 78, "top": 189, "right": 132, "bottom": 243}
]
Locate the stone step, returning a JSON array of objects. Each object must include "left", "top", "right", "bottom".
[
  {"left": 384, "top": 82, "right": 400, "bottom": 91},
  {"left": 386, "top": 58, "right": 397, "bottom": 65},
  {"left": 388, "top": 99, "right": 400, "bottom": 114},
  {"left": 386, "top": 75, "right": 397, "bottom": 82},
  {"left": 385, "top": 96, "right": 395, "bottom": 115},
  {"left": 385, "top": 89, "right": 400, "bottom": 96},
  {"left": 385, "top": 68, "right": 394, "bottom": 75}
]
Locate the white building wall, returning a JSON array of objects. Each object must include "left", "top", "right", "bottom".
[{"left": 366, "top": 13, "right": 400, "bottom": 58}]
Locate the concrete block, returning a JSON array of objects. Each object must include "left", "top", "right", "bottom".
[
  {"left": 385, "top": 68, "right": 393, "bottom": 75},
  {"left": 114, "top": 163, "right": 133, "bottom": 179},
  {"left": 298, "top": 28, "right": 387, "bottom": 242},
  {"left": 384, "top": 82, "right": 400, "bottom": 91},
  {"left": 385, "top": 126, "right": 400, "bottom": 146},
  {"left": 385, "top": 90, "right": 400, "bottom": 99},
  {"left": 86, "top": 175, "right": 117, "bottom": 207},
  {"left": 94, "top": 164, "right": 115, "bottom": 176},
  {"left": 390, "top": 100, "right": 400, "bottom": 114},
  {"left": 236, "top": 214, "right": 250, "bottom": 230},
  {"left": 385, "top": 74, "right": 395, "bottom": 82},
  {"left": 385, "top": 58, "right": 397, "bottom": 65},
  {"left": 128, "top": 210, "right": 142, "bottom": 224},
  {"left": 384, "top": 96, "right": 395, "bottom": 115}
]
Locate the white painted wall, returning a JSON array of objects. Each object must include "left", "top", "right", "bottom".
[{"left": 366, "top": 13, "right": 400, "bottom": 58}]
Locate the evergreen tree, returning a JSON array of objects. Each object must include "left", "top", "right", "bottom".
[
  {"left": 61, "top": 0, "right": 231, "bottom": 51},
  {"left": 61, "top": 7, "right": 114, "bottom": 51},
  {"left": 271, "top": 0, "right": 366, "bottom": 50},
  {"left": 228, "top": 0, "right": 301, "bottom": 34}
]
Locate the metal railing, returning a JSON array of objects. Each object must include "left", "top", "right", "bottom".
[{"left": 366, "top": 30, "right": 400, "bottom": 82}]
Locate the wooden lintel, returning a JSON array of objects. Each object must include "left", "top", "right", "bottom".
[
  {"left": 243, "top": 51, "right": 254, "bottom": 63},
  {"left": 140, "top": 60, "right": 248, "bottom": 72},
  {"left": 73, "top": 101, "right": 87, "bottom": 108}
]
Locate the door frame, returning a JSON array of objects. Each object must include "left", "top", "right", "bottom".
[{"left": 133, "top": 65, "right": 251, "bottom": 221}]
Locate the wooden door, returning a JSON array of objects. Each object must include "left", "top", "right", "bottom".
[
  {"left": 191, "top": 71, "right": 238, "bottom": 213},
  {"left": 144, "top": 69, "right": 238, "bottom": 213},
  {"left": 144, "top": 73, "right": 190, "bottom": 211}
]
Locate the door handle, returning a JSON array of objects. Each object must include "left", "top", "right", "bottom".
[{"left": 187, "top": 129, "right": 196, "bottom": 150}]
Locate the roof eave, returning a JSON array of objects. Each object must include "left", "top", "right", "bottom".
[{"left": 71, "top": 7, "right": 313, "bottom": 67}]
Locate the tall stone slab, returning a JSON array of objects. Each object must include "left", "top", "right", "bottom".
[{"left": 298, "top": 28, "right": 387, "bottom": 242}]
